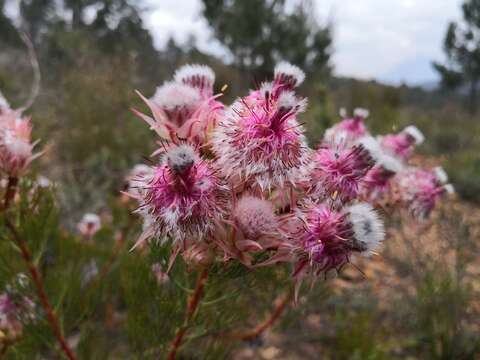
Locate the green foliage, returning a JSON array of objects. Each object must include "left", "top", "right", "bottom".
[
  {"left": 201, "top": 0, "right": 332, "bottom": 79},
  {"left": 434, "top": 0, "right": 480, "bottom": 113}
]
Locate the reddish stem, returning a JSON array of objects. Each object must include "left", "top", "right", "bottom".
[
  {"left": 2, "top": 177, "right": 18, "bottom": 211},
  {"left": 224, "top": 288, "right": 293, "bottom": 341},
  {"left": 167, "top": 267, "right": 209, "bottom": 360},
  {"left": 5, "top": 220, "right": 77, "bottom": 360}
]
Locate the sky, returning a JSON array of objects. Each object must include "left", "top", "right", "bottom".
[{"left": 143, "top": 0, "right": 464, "bottom": 85}]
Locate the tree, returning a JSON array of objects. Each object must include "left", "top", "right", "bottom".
[
  {"left": 433, "top": 0, "right": 480, "bottom": 114},
  {"left": 201, "top": 0, "right": 332, "bottom": 80}
]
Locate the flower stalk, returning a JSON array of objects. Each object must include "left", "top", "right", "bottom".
[
  {"left": 5, "top": 220, "right": 77, "bottom": 360},
  {"left": 167, "top": 267, "right": 209, "bottom": 360},
  {"left": 2, "top": 177, "right": 18, "bottom": 211},
  {"left": 223, "top": 287, "right": 293, "bottom": 341}
]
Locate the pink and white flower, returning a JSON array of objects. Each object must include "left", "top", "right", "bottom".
[
  {"left": 77, "top": 213, "right": 102, "bottom": 239},
  {"left": 396, "top": 167, "right": 453, "bottom": 219},
  {"left": 151, "top": 263, "right": 170, "bottom": 285},
  {"left": 379, "top": 125, "right": 424, "bottom": 160},
  {"left": 309, "top": 143, "right": 375, "bottom": 203},
  {"left": 272, "top": 202, "right": 384, "bottom": 294},
  {"left": 323, "top": 108, "right": 370, "bottom": 146},
  {"left": 133, "top": 144, "right": 228, "bottom": 249},
  {"left": 134, "top": 65, "right": 224, "bottom": 145},
  {"left": 0, "top": 106, "right": 41, "bottom": 176},
  {"left": 211, "top": 91, "right": 311, "bottom": 192}
]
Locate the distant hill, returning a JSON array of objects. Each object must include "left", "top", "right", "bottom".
[{"left": 379, "top": 55, "right": 440, "bottom": 87}]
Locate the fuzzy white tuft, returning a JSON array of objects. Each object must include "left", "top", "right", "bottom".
[
  {"left": 259, "top": 81, "right": 274, "bottom": 96},
  {"left": 165, "top": 144, "right": 197, "bottom": 172},
  {"left": 0, "top": 90, "right": 9, "bottom": 109},
  {"left": 357, "top": 136, "right": 403, "bottom": 172},
  {"left": 339, "top": 107, "right": 348, "bottom": 118},
  {"left": 151, "top": 81, "right": 201, "bottom": 110},
  {"left": 346, "top": 203, "right": 385, "bottom": 255},
  {"left": 277, "top": 91, "right": 298, "bottom": 109},
  {"left": 174, "top": 64, "right": 215, "bottom": 89},
  {"left": 433, "top": 166, "right": 448, "bottom": 184},
  {"left": 403, "top": 125, "right": 425, "bottom": 145},
  {"left": 82, "top": 213, "right": 100, "bottom": 225},
  {"left": 379, "top": 153, "right": 403, "bottom": 173},
  {"left": 277, "top": 91, "right": 307, "bottom": 113},
  {"left": 234, "top": 196, "right": 278, "bottom": 239},
  {"left": 131, "top": 164, "right": 152, "bottom": 177},
  {"left": 357, "top": 136, "right": 382, "bottom": 162},
  {"left": 353, "top": 108, "right": 370, "bottom": 119},
  {"left": 36, "top": 175, "right": 51, "bottom": 188},
  {"left": 274, "top": 61, "right": 306, "bottom": 87},
  {"left": 444, "top": 184, "right": 455, "bottom": 194}
]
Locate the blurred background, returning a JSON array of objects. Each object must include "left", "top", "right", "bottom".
[{"left": 0, "top": 0, "right": 479, "bottom": 358}]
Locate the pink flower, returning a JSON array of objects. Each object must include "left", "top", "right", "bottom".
[
  {"left": 228, "top": 195, "right": 284, "bottom": 262},
  {"left": 356, "top": 136, "right": 403, "bottom": 202},
  {"left": 294, "top": 204, "right": 354, "bottom": 275},
  {"left": 309, "top": 144, "right": 374, "bottom": 203},
  {"left": 77, "top": 213, "right": 102, "bottom": 239},
  {"left": 211, "top": 90, "right": 311, "bottom": 191},
  {"left": 284, "top": 202, "right": 384, "bottom": 284},
  {"left": 361, "top": 166, "right": 397, "bottom": 202},
  {"left": 380, "top": 125, "right": 424, "bottom": 160},
  {"left": 323, "top": 108, "right": 369, "bottom": 146},
  {"left": 0, "top": 292, "right": 35, "bottom": 341},
  {"left": 133, "top": 144, "right": 228, "bottom": 249},
  {"left": 261, "top": 201, "right": 384, "bottom": 293},
  {"left": 151, "top": 81, "right": 201, "bottom": 128},
  {"left": 0, "top": 108, "right": 41, "bottom": 176},
  {"left": 181, "top": 241, "right": 216, "bottom": 268},
  {"left": 151, "top": 263, "right": 170, "bottom": 285},
  {"left": 233, "top": 196, "right": 279, "bottom": 241},
  {"left": 396, "top": 167, "right": 453, "bottom": 219},
  {"left": 133, "top": 65, "right": 224, "bottom": 145}
]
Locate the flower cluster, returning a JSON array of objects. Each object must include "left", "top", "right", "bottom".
[
  {"left": 128, "top": 63, "right": 453, "bottom": 296},
  {"left": 0, "top": 93, "right": 41, "bottom": 177}
]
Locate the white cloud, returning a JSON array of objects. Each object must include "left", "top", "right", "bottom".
[{"left": 143, "top": 0, "right": 464, "bottom": 84}]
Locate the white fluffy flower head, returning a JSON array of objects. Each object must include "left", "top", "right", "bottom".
[
  {"left": 151, "top": 81, "right": 201, "bottom": 111},
  {"left": 346, "top": 203, "right": 385, "bottom": 256}
]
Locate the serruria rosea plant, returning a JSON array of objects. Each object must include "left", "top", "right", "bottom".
[{"left": 128, "top": 62, "right": 454, "bottom": 357}]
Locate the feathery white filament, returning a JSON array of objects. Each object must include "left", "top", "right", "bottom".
[
  {"left": 353, "top": 108, "right": 370, "bottom": 119},
  {"left": 174, "top": 64, "right": 215, "bottom": 88},
  {"left": 151, "top": 81, "right": 201, "bottom": 110},
  {"left": 274, "top": 61, "right": 306, "bottom": 87}
]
